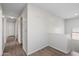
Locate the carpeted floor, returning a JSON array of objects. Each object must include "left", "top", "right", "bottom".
[{"left": 3, "top": 36, "right": 26, "bottom": 56}]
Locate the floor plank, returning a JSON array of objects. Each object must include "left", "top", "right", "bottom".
[
  {"left": 3, "top": 36, "right": 26, "bottom": 56},
  {"left": 30, "top": 46, "right": 67, "bottom": 56}
]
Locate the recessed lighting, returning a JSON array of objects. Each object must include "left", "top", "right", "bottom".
[{"left": 8, "top": 16, "right": 16, "bottom": 19}]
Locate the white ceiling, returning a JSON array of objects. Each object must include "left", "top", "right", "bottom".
[
  {"left": 2, "top": 3, "right": 79, "bottom": 19},
  {"left": 34, "top": 3, "right": 79, "bottom": 19},
  {"left": 2, "top": 3, "right": 26, "bottom": 18}
]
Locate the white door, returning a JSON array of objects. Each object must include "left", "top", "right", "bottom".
[{"left": 7, "top": 22, "right": 15, "bottom": 36}]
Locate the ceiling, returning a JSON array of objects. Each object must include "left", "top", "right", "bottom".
[
  {"left": 1, "top": 3, "right": 79, "bottom": 19},
  {"left": 34, "top": 3, "right": 79, "bottom": 19},
  {"left": 2, "top": 3, "right": 26, "bottom": 18}
]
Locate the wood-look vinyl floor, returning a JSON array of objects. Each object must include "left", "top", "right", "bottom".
[
  {"left": 30, "top": 46, "right": 67, "bottom": 56},
  {"left": 3, "top": 36, "right": 26, "bottom": 56},
  {"left": 3, "top": 36, "right": 70, "bottom": 56}
]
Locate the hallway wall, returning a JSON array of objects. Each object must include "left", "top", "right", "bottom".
[
  {"left": 21, "top": 5, "right": 27, "bottom": 54},
  {"left": 0, "top": 5, "right": 2, "bottom": 56},
  {"left": 15, "top": 20, "right": 18, "bottom": 39},
  {"left": 17, "top": 6, "right": 27, "bottom": 54},
  {"left": 3, "top": 18, "right": 7, "bottom": 44},
  {"left": 17, "top": 17, "right": 21, "bottom": 43}
]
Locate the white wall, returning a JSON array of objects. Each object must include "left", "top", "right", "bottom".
[
  {"left": 48, "top": 15, "right": 69, "bottom": 53},
  {"left": 21, "top": 6, "right": 27, "bottom": 54},
  {"left": 17, "top": 6, "right": 27, "bottom": 54},
  {"left": 0, "top": 5, "right": 2, "bottom": 56},
  {"left": 27, "top": 4, "right": 70, "bottom": 55},
  {"left": 27, "top": 4, "right": 49, "bottom": 55},
  {"left": 17, "top": 17, "right": 21, "bottom": 43},
  {"left": 48, "top": 16, "right": 64, "bottom": 34},
  {"left": 15, "top": 20, "right": 18, "bottom": 39},
  {"left": 3, "top": 18, "right": 7, "bottom": 44},
  {"left": 65, "top": 18, "right": 79, "bottom": 34},
  {"left": 16, "top": 4, "right": 70, "bottom": 55},
  {"left": 65, "top": 18, "right": 79, "bottom": 52},
  {"left": 2, "top": 18, "right": 7, "bottom": 53}
]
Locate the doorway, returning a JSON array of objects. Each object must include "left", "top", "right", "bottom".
[{"left": 20, "top": 17, "right": 23, "bottom": 46}]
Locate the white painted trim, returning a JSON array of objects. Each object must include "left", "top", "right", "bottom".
[
  {"left": 49, "top": 45, "right": 69, "bottom": 54},
  {"left": 27, "top": 45, "right": 48, "bottom": 55},
  {"left": 23, "top": 46, "right": 27, "bottom": 54},
  {"left": 27, "top": 44, "right": 70, "bottom": 55},
  {"left": 2, "top": 43, "right": 5, "bottom": 56}
]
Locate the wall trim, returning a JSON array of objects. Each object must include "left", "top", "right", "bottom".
[
  {"left": 49, "top": 45, "right": 69, "bottom": 54},
  {"left": 27, "top": 45, "right": 48, "bottom": 55}
]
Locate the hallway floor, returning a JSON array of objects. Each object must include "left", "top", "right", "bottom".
[{"left": 3, "top": 36, "right": 26, "bottom": 56}]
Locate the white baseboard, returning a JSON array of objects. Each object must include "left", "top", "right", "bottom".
[
  {"left": 27, "top": 45, "right": 48, "bottom": 55},
  {"left": 2, "top": 43, "right": 5, "bottom": 56},
  {"left": 27, "top": 44, "right": 70, "bottom": 55},
  {"left": 49, "top": 45, "right": 69, "bottom": 54},
  {"left": 23, "top": 47, "right": 27, "bottom": 54}
]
